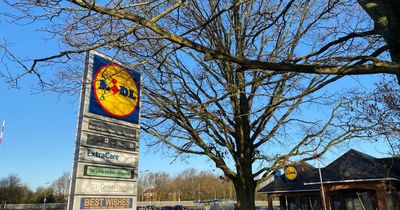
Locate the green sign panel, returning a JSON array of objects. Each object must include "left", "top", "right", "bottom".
[{"left": 84, "top": 165, "right": 134, "bottom": 179}]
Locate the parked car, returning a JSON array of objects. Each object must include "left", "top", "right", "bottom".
[
  {"left": 173, "top": 205, "right": 187, "bottom": 210},
  {"left": 137, "top": 206, "right": 158, "bottom": 210}
]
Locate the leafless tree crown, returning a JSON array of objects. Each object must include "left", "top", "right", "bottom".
[{"left": 1, "top": 1, "right": 396, "bottom": 209}]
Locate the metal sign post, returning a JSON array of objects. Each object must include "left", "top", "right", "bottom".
[{"left": 68, "top": 51, "right": 141, "bottom": 210}]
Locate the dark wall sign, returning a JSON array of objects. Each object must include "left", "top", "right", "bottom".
[
  {"left": 86, "top": 133, "right": 136, "bottom": 152},
  {"left": 88, "top": 119, "right": 138, "bottom": 140}
]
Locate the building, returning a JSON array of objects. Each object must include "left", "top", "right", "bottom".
[
  {"left": 259, "top": 149, "right": 400, "bottom": 210},
  {"left": 143, "top": 188, "right": 158, "bottom": 201}
]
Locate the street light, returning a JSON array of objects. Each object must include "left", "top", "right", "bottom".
[{"left": 43, "top": 182, "right": 50, "bottom": 210}]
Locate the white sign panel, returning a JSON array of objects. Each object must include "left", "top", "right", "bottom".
[
  {"left": 79, "top": 147, "right": 137, "bottom": 166},
  {"left": 75, "top": 179, "right": 137, "bottom": 195}
]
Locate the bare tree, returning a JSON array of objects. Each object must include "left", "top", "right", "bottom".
[
  {"left": 1, "top": 0, "right": 399, "bottom": 86},
  {"left": 138, "top": 169, "right": 236, "bottom": 201},
  {"left": 140, "top": 172, "right": 171, "bottom": 201},
  {"left": 51, "top": 172, "right": 70, "bottom": 203},
  {"left": 0, "top": 174, "right": 32, "bottom": 204},
  {"left": 0, "top": 1, "right": 395, "bottom": 209},
  {"left": 140, "top": 49, "right": 381, "bottom": 209},
  {"left": 29, "top": 186, "right": 55, "bottom": 204},
  {"left": 347, "top": 75, "right": 400, "bottom": 153}
]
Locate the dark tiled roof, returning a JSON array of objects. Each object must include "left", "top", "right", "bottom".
[
  {"left": 259, "top": 162, "right": 320, "bottom": 193},
  {"left": 259, "top": 149, "right": 400, "bottom": 194},
  {"left": 307, "top": 149, "right": 400, "bottom": 183},
  {"left": 376, "top": 157, "right": 400, "bottom": 178}
]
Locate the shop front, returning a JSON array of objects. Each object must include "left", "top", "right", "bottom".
[{"left": 260, "top": 150, "right": 400, "bottom": 210}]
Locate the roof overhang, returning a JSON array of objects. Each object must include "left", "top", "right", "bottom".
[
  {"left": 260, "top": 189, "right": 320, "bottom": 194},
  {"left": 304, "top": 177, "right": 400, "bottom": 185}
]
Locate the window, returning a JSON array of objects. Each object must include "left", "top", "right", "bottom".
[
  {"left": 331, "top": 195, "right": 341, "bottom": 210},
  {"left": 386, "top": 192, "right": 395, "bottom": 210},
  {"left": 287, "top": 196, "right": 296, "bottom": 210},
  {"left": 300, "top": 195, "right": 322, "bottom": 210},
  {"left": 331, "top": 190, "right": 374, "bottom": 210}
]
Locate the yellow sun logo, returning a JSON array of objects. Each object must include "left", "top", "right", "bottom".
[
  {"left": 93, "top": 64, "right": 139, "bottom": 118},
  {"left": 284, "top": 166, "right": 298, "bottom": 181}
]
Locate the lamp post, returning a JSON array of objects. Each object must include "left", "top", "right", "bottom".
[
  {"left": 43, "top": 182, "right": 50, "bottom": 210},
  {"left": 314, "top": 151, "right": 326, "bottom": 210}
]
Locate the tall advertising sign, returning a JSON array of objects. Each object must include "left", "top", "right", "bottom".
[{"left": 68, "top": 51, "right": 140, "bottom": 210}]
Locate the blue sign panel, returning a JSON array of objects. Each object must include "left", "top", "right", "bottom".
[
  {"left": 80, "top": 197, "right": 133, "bottom": 209},
  {"left": 89, "top": 54, "right": 141, "bottom": 124}
]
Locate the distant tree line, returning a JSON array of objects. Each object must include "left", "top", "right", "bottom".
[
  {"left": 1, "top": 169, "right": 266, "bottom": 204},
  {"left": 0, "top": 172, "right": 69, "bottom": 204},
  {"left": 137, "top": 169, "right": 266, "bottom": 201}
]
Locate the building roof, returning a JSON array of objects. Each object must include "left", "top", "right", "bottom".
[
  {"left": 306, "top": 149, "right": 400, "bottom": 184},
  {"left": 259, "top": 162, "right": 320, "bottom": 194},
  {"left": 259, "top": 149, "right": 400, "bottom": 194}
]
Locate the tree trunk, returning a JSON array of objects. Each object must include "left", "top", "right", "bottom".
[
  {"left": 357, "top": 0, "right": 400, "bottom": 84},
  {"left": 232, "top": 159, "right": 257, "bottom": 210},
  {"left": 391, "top": 49, "right": 400, "bottom": 84},
  {"left": 233, "top": 178, "right": 256, "bottom": 210}
]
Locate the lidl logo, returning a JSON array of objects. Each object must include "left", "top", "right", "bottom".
[
  {"left": 284, "top": 166, "right": 298, "bottom": 181},
  {"left": 89, "top": 54, "right": 140, "bottom": 124},
  {"left": 93, "top": 64, "right": 139, "bottom": 118}
]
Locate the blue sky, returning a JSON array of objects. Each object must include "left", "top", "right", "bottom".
[
  {"left": 0, "top": 81, "right": 212, "bottom": 189},
  {"left": 0, "top": 2, "right": 393, "bottom": 190},
  {"left": 0, "top": 2, "right": 213, "bottom": 189}
]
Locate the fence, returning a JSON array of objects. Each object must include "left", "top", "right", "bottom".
[
  {"left": 2, "top": 203, "right": 66, "bottom": 210},
  {"left": 2, "top": 200, "right": 275, "bottom": 210},
  {"left": 137, "top": 200, "right": 274, "bottom": 210}
]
